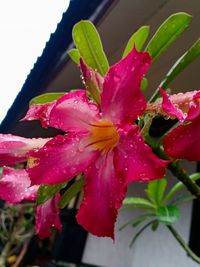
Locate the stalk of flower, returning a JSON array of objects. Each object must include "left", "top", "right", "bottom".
[{"left": 19, "top": 47, "right": 168, "bottom": 239}]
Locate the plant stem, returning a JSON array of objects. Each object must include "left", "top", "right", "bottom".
[
  {"left": 167, "top": 225, "right": 200, "bottom": 264},
  {"left": 168, "top": 161, "right": 200, "bottom": 199},
  {"left": 150, "top": 143, "right": 200, "bottom": 200},
  {"left": 0, "top": 239, "right": 13, "bottom": 267}
]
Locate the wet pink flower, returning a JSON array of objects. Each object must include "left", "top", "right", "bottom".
[
  {"left": 0, "top": 167, "right": 61, "bottom": 239},
  {"left": 35, "top": 193, "right": 62, "bottom": 239},
  {"left": 159, "top": 89, "right": 200, "bottom": 161},
  {"left": 0, "top": 134, "right": 50, "bottom": 166},
  {"left": 25, "top": 48, "right": 168, "bottom": 239}
]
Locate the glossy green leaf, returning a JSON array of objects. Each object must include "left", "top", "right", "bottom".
[
  {"left": 30, "top": 93, "right": 65, "bottom": 105},
  {"left": 59, "top": 177, "right": 83, "bottom": 209},
  {"left": 145, "top": 179, "right": 167, "bottom": 206},
  {"left": 156, "top": 205, "right": 180, "bottom": 225},
  {"left": 122, "top": 26, "right": 150, "bottom": 58},
  {"left": 146, "top": 12, "right": 192, "bottom": 61},
  {"left": 72, "top": 20, "right": 109, "bottom": 76},
  {"left": 123, "top": 197, "right": 155, "bottom": 210},
  {"left": 129, "top": 220, "right": 156, "bottom": 247},
  {"left": 37, "top": 182, "right": 67, "bottom": 205},
  {"left": 68, "top": 48, "right": 80, "bottom": 64},
  {"left": 163, "top": 172, "right": 200, "bottom": 203},
  {"left": 150, "top": 38, "right": 200, "bottom": 102}
]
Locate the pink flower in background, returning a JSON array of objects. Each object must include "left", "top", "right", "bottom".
[
  {"left": 24, "top": 48, "right": 168, "bottom": 239},
  {"left": 0, "top": 167, "right": 61, "bottom": 239},
  {"left": 159, "top": 89, "right": 200, "bottom": 161},
  {"left": 0, "top": 134, "right": 50, "bottom": 166}
]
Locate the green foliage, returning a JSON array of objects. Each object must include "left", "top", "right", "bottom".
[
  {"left": 156, "top": 205, "right": 180, "bottom": 225},
  {"left": 145, "top": 179, "right": 167, "bottom": 206},
  {"left": 122, "top": 26, "right": 149, "bottom": 57},
  {"left": 123, "top": 197, "right": 155, "bottom": 209},
  {"left": 30, "top": 92, "right": 65, "bottom": 105},
  {"left": 68, "top": 48, "right": 80, "bottom": 64},
  {"left": 146, "top": 12, "right": 192, "bottom": 61},
  {"left": 59, "top": 176, "right": 83, "bottom": 209},
  {"left": 72, "top": 20, "right": 109, "bottom": 76},
  {"left": 37, "top": 183, "right": 67, "bottom": 205}
]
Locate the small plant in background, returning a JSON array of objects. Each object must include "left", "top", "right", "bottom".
[
  {"left": 0, "top": 203, "right": 34, "bottom": 267},
  {"left": 0, "top": 11, "right": 200, "bottom": 265}
]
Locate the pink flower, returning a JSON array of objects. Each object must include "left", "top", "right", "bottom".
[
  {"left": 35, "top": 193, "right": 62, "bottom": 239},
  {"left": 159, "top": 89, "right": 200, "bottom": 161},
  {"left": 0, "top": 134, "right": 50, "bottom": 166},
  {"left": 25, "top": 48, "right": 168, "bottom": 239},
  {"left": 0, "top": 167, "right": 62, "bottom": 239}
]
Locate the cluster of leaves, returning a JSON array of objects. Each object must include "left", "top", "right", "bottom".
[{"left": 121, "top": 173, "right": 200, "bottom": 247}]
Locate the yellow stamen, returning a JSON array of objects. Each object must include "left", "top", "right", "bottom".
[
  {"left": 89, "top": 120, "right": 119, "bottom": 153},
  {"left": 27, "top": 156, "right": 37, "bottom": 167}
]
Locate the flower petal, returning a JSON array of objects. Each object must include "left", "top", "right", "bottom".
[
  {"left": 101, "top": 47, "right": 151, "bottom": 125},
  {"left": 163, "top": 116, "right": 200, "bottom": 161},
  {"left": 0, "top": 168, "right": 38, "bottom": 204},
  {"left": 49, "top": 90, "right": 100, "bottom": 133},
  {"left": 22, "top": 101, "right": 55, "bottom": 128},
  {"left": 160, "top": 89, "right": 185, "bottom": 122},
  {"left": 115, "top": 126, "right": 168, "bottom": 183},
  {"left": 0, "top": 134, "right": 49, "bottom": 166},
  {"left": 35, "top": 193, "right": 62, "bottom": 239},
  {"left": 77, "top": 152, "right": 127, "bottom": 239},
  {"left": 28, "top": 134, "right": 98, "bottom": 185}
]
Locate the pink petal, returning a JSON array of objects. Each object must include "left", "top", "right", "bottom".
[
  {"left": 49, "top": 90, "right": 100, "bottom": 133},
  {"left": 0, "top": 134, "right": 49, "bottom": 166},
  {"left": 160, "top": 89, "right": 185, "bottom": 122},
  {"left": 35, "top": 193, "right": 62, "bottom": 239},
  {"left": 22, "top": 101, "right": 55, "bottom": 128},
  {"left": 160, "top": 89, "right": 200, "bottom": 122},
  {"left": 28, "top": 134, "right": 98, "bottom": 185},
  {"left": 101, "top": 47, "right": 151, "bottom": 125},
  {"left": 0, "top": 168, "right": 38, "bottom": 204},
  {"left": 163, "top": 116, "right": 200, "bottom": 161},
  {"left": 115, "top": 126, "right": 168, "bottom": 183},
  {"left": 77, "top": 152, "right": 127, "bottom": 239},
  {"left": 80, "top": 58, "right": 103, "bottom": 104}
]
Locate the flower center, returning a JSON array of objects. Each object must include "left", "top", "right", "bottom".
[{"left": 89, "top": 120, "right": 119, "bottom": 153}]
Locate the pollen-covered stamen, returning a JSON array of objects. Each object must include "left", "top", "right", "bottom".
[{"left": 89, "top": 120, "right": 119, "bottom": 152}]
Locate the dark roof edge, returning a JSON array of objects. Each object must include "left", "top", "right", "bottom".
[{"left": 0, "top": 0, "right": 115, "bottom": 133}]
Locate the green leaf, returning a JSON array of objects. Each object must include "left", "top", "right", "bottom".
[
  {"left": 122, "top": 26, "right": 150, "bottom": 58},
  {"left": 150, "top": 38, "right": 200, "bottom": 102},
  {"left": 146, "top": 12, "right": 192, "bottom": 61},
  {"left": 30, "top": 93, "right": 65, "bottom": 105},
  {"left": 119, "top": 213, "right": 154, "bottom": 231},
  {"left": 59, "top": 177, "right": 83, "bottom": 209},
  {"left": 68, "top": 48, "right": 80, "bottom": 64},
  {"left": 145, "top": 179, "right": 167, "bottom": 206},
  {"left": 163, "top": 172, "right": 200, "bottom": 203},
  {"left": 72, "top": 20, "right": 109, "bottom": 76},
  {"left": 123, "top": 197, "right": 156, "bottom": 210},
  {"left": 129, "top": 220, "right": 156, "bottom": 247},
  {"left": 37, "top": 182, "right": 67, "bottom": 205},
  {"left": 156, "top": 205, "right": 180, "bottom": 225},
  {"left": 141, "top": 77, "right": 148, "bottom": 91}
]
